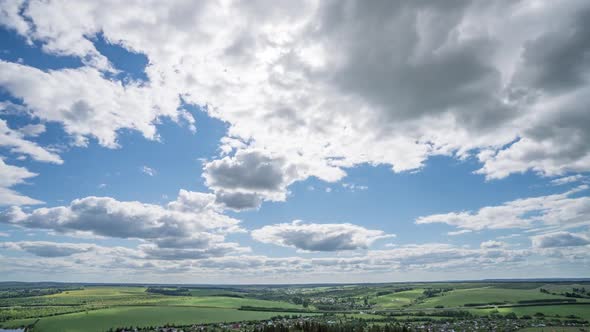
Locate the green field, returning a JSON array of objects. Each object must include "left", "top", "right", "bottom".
[
  {"left": 372, "top": 289, "right": 424, "bottom": 309},
  {"left": 476, "top": 304, "right": 590, "bottom": 321},
  {"left": 414, "top": 287, "right": 577, "bottom": 308},
  {"left": 1, "top": 282, "right": 589, "bottom": 332},
  {"left": 31, "top": 306, "right": 312, "bottom": 332},
  {"left": 0, "top": 285, "right": 308, "bottom": 331},
  {"left": 0, "top": 286, "right": 300, "bottom": 309},
  {"left": 150, "top": 295, "right": 302, "bottom": 308}
]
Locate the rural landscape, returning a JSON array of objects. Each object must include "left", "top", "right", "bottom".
[
  {"left": 2, "top": 0, "right": 590, "bottom": 331},
  {"left": 1, "top": 281, "right": 589, "bottom": 331}
]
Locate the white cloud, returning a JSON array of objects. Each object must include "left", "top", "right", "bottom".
[
  {"left": 550, "top": 174, "right": 586, "bottom": 186},
  {"left": 342, "top": 183, "right": 368, "bottom": 192},
  {"left": 0, "top": 158, "right": 43, "bottom": 205},
  {"left": 0, "top": 119, "right": 62, "bottom": 164},
  {"left": 0, "top": 238, "right": 588, "bottom": 282},
  {"left": 141, "top": 166, "right": 157, "bottom": 177},
  {"left": 417, "top": 185, "right": 590, "bottom": 231},
  {"left": 0, "top": 60, "right": 187, "bottom": 148},
  {"left": 0, "top": 101, "right": 28, "bottom": 116},
  {"left": 17, "top": 123, "right": 46, "bottom": 137},
  {"left": 447, "top": 229, "right": 472, "bottom": 236},
  {"left": 0, "top": 239, "right": 250, "bottom": 262},
  {"left": 251, "top": 220, "right": 395, "bottom": 252},
  {"left": 0, "top": 0, "right": 590, "bottom": 280},
  {"left": 1, "top": 0, "right": 589, "bottom": 204}
]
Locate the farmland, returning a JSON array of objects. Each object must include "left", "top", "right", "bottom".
[
  {"left": 29, "top": 307, "right": 311, "bottom": 332},
  {"left": 0, "top": 281, "right": 589, "bottom": 331},
  {"left": 413, "top": 287, "right": 573, "bottom": 308}
]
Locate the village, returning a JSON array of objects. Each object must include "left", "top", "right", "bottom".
[{"left": 109, "top": 314, "right": 589, "bottom": 332}]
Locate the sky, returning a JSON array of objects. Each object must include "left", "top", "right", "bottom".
[{"left": 0, "top": 0, "right": 589, "bottom": 284}]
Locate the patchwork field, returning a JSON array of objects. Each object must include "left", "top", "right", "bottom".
[{"left": 0, "top": 282, "right": 588, "bottom": 332}]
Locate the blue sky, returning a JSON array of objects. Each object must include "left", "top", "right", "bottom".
[{"left": 0, "top": 0, "right": 589, "bottom": 283}]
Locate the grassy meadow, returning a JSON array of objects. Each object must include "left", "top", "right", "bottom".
[{"left": 372, "top": 289, "right": 424, "bottom": 309}]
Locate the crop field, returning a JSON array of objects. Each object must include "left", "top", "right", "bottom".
[
  {"left": 31, "top": 307, "right": 313, "bottom": 332},
  {"left": 151, "top": 296, "right": 302, "bottom": 308},
  {"left": 0, "top": 282, "right": 588, "bottom": 332},
  {"left": 0, "top": 285, "right": 309, "bottom": 331},
  {"left": 476, "top": 304, "right": 590, "bottom": 321},
  {"left": 413, "top": 287, "right": 576, "bottom": 308}
]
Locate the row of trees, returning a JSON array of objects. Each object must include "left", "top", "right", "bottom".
[
  {"left": 0, "top": 287, "right": 79, "bottom": 299},
  {"left": 145, "top": 287, "right": 190, "bottom": 296},
  {"left": 255, "top": 321, "right": 412, "bottom": 332},
  {"left": 421, "top": 288, "right": 452, "bottom": 298},
  {"left": 540, "top": 287, "right": 589, "bottom": 298}
]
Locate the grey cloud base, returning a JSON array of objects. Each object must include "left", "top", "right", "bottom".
[
  {"left": 0, "top": 190, "right": 248, "bottom": 260},
  {"left": 531, "top": 232, "right": 590, "bottom": 248},
  {"left": 251, "top": 221, "right": 395, "bottom": 252}
]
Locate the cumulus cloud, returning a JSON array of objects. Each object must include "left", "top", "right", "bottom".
[
  {"left": 204, "top": 150, "right": 302, "bottom": 208},
  {"left": 417, "top": 185, "right": 590, "bottom": 231},
  {"left": 1, "top": 0, "right": 590, "bottom": 280},
  {"left": 251, "top": 220, "right": 394, "bottom": 252},
  {"left": 204, "top": 151, "right": 292, "bottom": 193},
  {"left": 0, "top": 60, "right": 186, "bottom": 148},
  {"left": 531, "top": 231, "right": 590, "bottom": 248},
  {"left": 0, "top": 189, "right": 247, "bottom": 259},
  {"left": 1, "top": 0, "right": 589, "bottom": 205}
]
